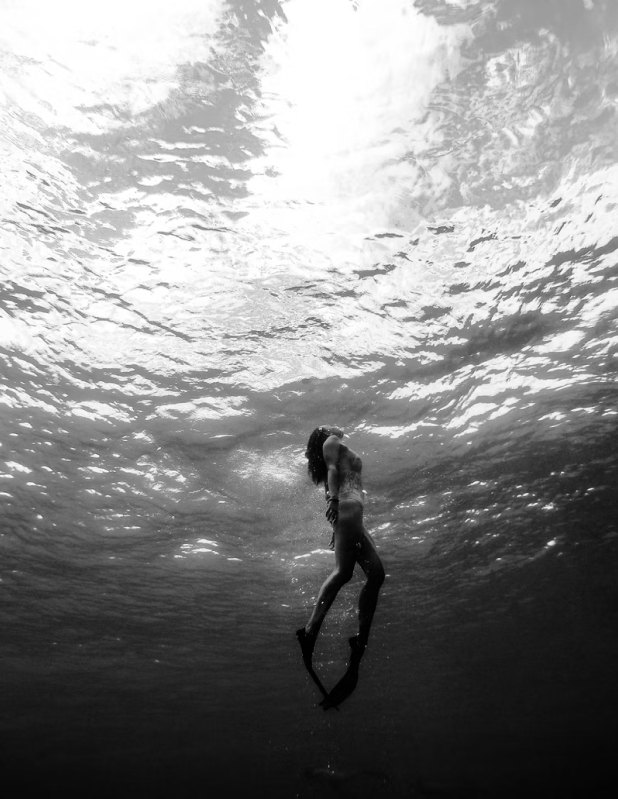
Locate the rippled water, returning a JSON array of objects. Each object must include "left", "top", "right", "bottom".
[{"left": 2, "top": 1, "right": 618, "bottom": 796}]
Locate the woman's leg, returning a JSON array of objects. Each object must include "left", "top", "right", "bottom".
[
  {"left": 303, "top": 507, "right": 360, "bottom": 637},
  {"left": 354, "top": 528, "right": 385, "bottom": 652}
]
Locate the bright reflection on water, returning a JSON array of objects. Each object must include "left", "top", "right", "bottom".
[{"left": 2, "top": 0, "right": 618, "bottom": 796}]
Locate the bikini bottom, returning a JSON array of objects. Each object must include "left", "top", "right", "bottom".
[{"left": 338, "top": 489, "right": 364, "bottom": 506}]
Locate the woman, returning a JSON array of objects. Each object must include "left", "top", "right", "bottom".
[{"left": 297, "top": 425, "right": 385, "bottom": 667}]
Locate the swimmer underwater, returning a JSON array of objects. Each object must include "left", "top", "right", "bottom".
[{"left": 297, "top": 425, "right": 385, "bottom": 667}]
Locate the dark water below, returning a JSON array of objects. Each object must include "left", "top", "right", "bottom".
[{"left": 2, "top": 1, "right": 618, "bottom": 796}]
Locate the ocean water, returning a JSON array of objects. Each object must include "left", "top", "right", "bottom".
[{"left": 1, "top": 0, "right": 618, "bottom": 796}]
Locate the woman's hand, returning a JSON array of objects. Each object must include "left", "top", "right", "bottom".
[{"left": 325, "top": 497, "right": 339, "bottom": 525}]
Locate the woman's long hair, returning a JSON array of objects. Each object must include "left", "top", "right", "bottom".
[{"left": 305, "top": 427, "right": 330, "bottom": 486}]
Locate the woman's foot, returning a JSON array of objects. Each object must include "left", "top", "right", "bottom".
[{"left": 296, "top": 627, "right": 317, "bottom": 665}]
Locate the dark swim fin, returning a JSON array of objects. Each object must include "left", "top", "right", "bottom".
[
  {"left": 348, "top": 635, "right": 366, "bottom": 664},
  {"left": 319, "top": 655, "right": 361, "bottom": 711},
  {"left": 296, "top": 627, "right": 317, "bottom": 666},
  {"left": 306, "top": 664, "right": 333, "bottom": 705},
  {"left": 296, "top": 629, "right": 334, "bottom": 706}
]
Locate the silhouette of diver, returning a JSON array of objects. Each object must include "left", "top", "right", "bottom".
[{"left": 296, "top": 426, "right": 384, "bottom": 708}]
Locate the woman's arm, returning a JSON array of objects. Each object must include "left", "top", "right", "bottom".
[
  {"left": 323, "top": 436, "right": 340, "bottom": 497},
  {"left": 323, "top": 436, "right": 340, "bottom": 524}
]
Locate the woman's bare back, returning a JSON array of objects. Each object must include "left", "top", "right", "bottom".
[{"left": 331, "top": 441, "right": 364, "bottom": 502}]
